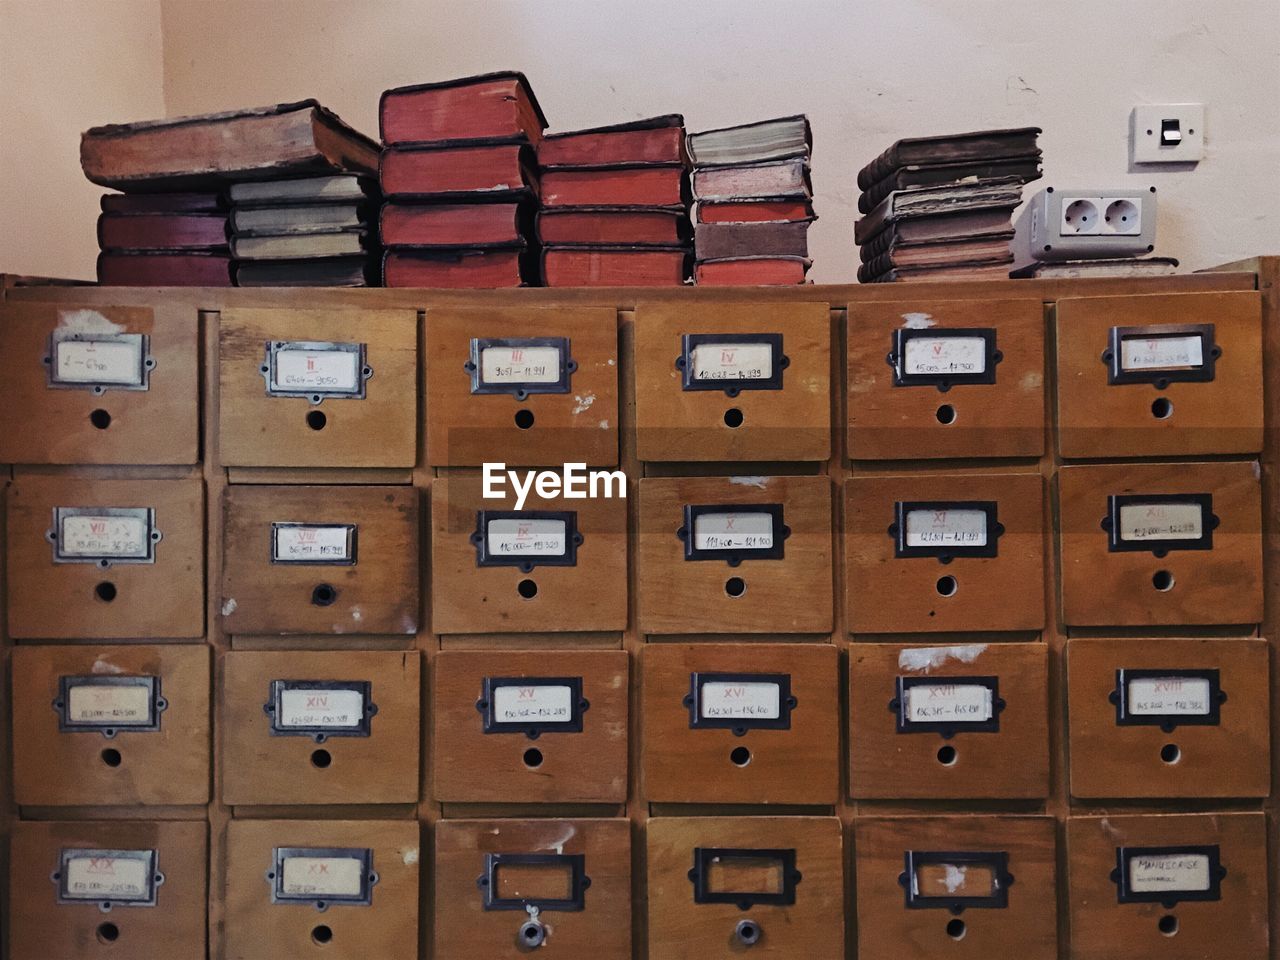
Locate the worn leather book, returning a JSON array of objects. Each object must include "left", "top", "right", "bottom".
[
  {"left": 857, "top": 208, "right": 1019, "bottom": 251},
  {"left": 858, "top": 157, "right": 1042, "bottom": 212},
  {"left": 540, "top": 166, "right": 687, "bottom": 207},
  {"left": 383, "top": 248, "right": 535, "bottom": 287},
  {"left": 695, "top": 199, "right": 814, "bottom": 223},
  {"left": 854, "top": 180, "right": 1024, "bottom": 245},
  {"left": 695, "top": 256, "right": 810, "bottom": 285},
  {"left": 1010, "top": 256, "right": 1179, "bottom": 279},
  {"left": 536, "top": 208, "right": 689, "bottom": 245},
  {"left": 97, "top": 213, "right": 228, "bottom": 251},
  {"left": 100, "top": 192, "right": 223, "bottom": 214},
  {"left": 538, "top": 115, "right": 686, "bottom": 167},
  {"left": 859, "top": 256, "right": 1014, "bottom": 283},
  {"left": 694, "top": 219, "right": 812, "bottom": 260},
  {"left": 542, "top": 246, "right": 689, "bottom": 286},
  {"left": 81, "top": 100, "right": 379, "bottom": 191},
  {"left": 380, "top": 141, "right": 536, "bottom": 198},
  {"left": 856, "top": 127, "right": 1041, "bottom": 190},
  {"left": 229, "top": 232, "right": 368, "bottom": 260},
  {"left": 228, "top": 174, "right": 375, "bottom": 206},
  {"left": 379, "top": 201, "right": 531, "bottom": 248},
  {"left": 691, "top": 158, "right": 811, "bottom": 201},
  {"left": 859, "top": 234, "right": 1015, "bottom": 270},
  {"left": 233, "top": 257, "right": 373, "bottom": 287},
  {"left": 687, "top": 115, "right": 811, "bottom": 166},
  {"left": 97, "top": 251, "right": 234, "bottom": 285},
  {"left": 230, "top": 204, "right": 366, "bottom": 236},
  {"left": 860, "top": 225, "right": 1014, "bottom": 262},
  {"left": 379, "top": 72, "right": 547, "bottom": 145}
]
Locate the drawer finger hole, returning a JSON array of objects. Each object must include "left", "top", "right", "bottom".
[
  {"left": 936, "top": 745, "right": 958, "bottom": 766},
  {"left": 97, "top": 922, "right": 120, "bottom": 944},
  {"left": 95, "top": 581, "right": 118, "bottom": 603},
  {"left": 935, "top": 403, "right": 957, "bottom": 425},
  {"left": 312, "top": 924, "right": 334, "bottom": 945},
  {"left": 946, "top": 918, "right": 966, "bottom": 940},
  {"left": 523, "top": 747, "right": 544, "bottom": 769},
  {"left": 514, "top": 409, "right": 535, "bottom": 430},
  {"left": 1152, "top": 570, "right": 1175, "bottom": 592},
  {"left": 89, "top": 409, "right": 112, "bottom": 430},
  {"left": 935, "top": 575, "right": 958, "bottom": 597},
  {"left": 310, "top": 749, "right": 332, "bottom": 769},
  {"left": 101, "top": 748, "right": 122, "bottom": 768},
  {"left": 723, "top": 407, "right": 744, "bottom": 429},
  {"left": 1158, "top": 914, "right": 1179, "bottom": 937},
  {"left": 1160, "top": 742, "right": 1182, "bottom": 764},
  {"left": 729, "top": 746, "right": 752, "bottom": 767},
  {"left": 725, "top": 577, "right": 747, "bottom": 598},
  {"left": 517, "top": 578, "right": 538, "bottom": 600}
]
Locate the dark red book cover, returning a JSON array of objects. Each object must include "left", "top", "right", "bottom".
[
  {"left": 536, "top": 208, "right": 689, "bottom": 245},
  {"left": 380, "top": 142, "right": 536, "bottom": 198},
  {"left": 383, "top": 248, "right": 534, "bottom": 287},
  {"left": 98, "top": 213, "right": 228, "bottom": 251},
  {"left": 696, "top": 199, "right": 815, "bottom": 224},
  {"left": 379, "top": 72, "right": 547, "bottom": 146},
  {"left": 541, "top": 166, "right": 687, "bottom": 207},
  {"left": 100, "top": 192, "right": 224, "bottom": 214},
  {"left": 97, "top": 252, "right": 234, "bottom": 286},
  {"left": 695, "top": 257, "right": 810, "bottom": 285},
  {"left": 542, "top": 246, "right": 689, "bottom": 286},
  {"left": 538, "top": 115, "right": 685, "bottom": 167},
  {"left": 379, "top": 202, "right": 530, "bottom": 247}
]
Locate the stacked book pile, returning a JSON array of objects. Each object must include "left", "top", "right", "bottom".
[
  {"left": 536, "top": 115, "right": 690, "bottom": 286},
  {"left": 688, "top": 115, "right": 815, "bottom": 285},
  {"left": 379, "top": 72, "right": 546, "bottom": 288},
  {"left": 95, "top": 191, "right": 230, "bottom": 286},
  {"left": 853, "top": 127, "right": 1042, "bottom": 282}
]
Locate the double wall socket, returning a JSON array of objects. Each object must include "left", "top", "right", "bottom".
[{"left": 1013, "top": 186, "right": 1157, "bottom": 264}]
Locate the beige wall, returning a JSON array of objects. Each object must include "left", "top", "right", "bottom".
[{"left": 0, "top": 0, "right": 165, "bottom": 280}]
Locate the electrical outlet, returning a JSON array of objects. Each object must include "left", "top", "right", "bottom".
[
  {"left": 1131, "top": 104, "right": 1204, "bottom": 164},
  {"left": 1014, "top": 186, "right": 1157, "bottom": 264}
]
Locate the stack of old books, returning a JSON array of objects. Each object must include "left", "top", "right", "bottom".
[
  {"left": 81, "top": 100, "right": 380, "bottom": 285},
  {"left": 378, "top": 72, "right": 546, "bottom": 287},
  {"left": 535, "top": 115, "right": 690, "bottom": 286},
  {"left": 688, "top": 115, "right": 815, "bottom": 285},
  {"left": 853, "top": 127, "right": 1042, "bottom": 282}
]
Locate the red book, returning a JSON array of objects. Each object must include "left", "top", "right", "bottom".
[
  {"left": 100, "top": 192, "right": 223, "bottom": 214},
  {"left": 379, "top": 202, "right": 529, "bottom": 247},
  {"left": 695, "top": 257, "right": 810, "bottom": 285},
  {"left": 97, "top": 252, "right": 234, "bottom": 286},
  {"left": 696, "top": 199, "right": 815, "bottom": 223},
  {"left": 538, "top": 115, "right": 686, "bottom": 167},
  {"left": 536, "top": 208, "right": 689, "bottom": 246},
  {"left": 97, "top": 213, "right": 228, "bottom": 251},
  {"left": 541, "top": 167, "right": 685, "bottom": 207},
  {"left": 380, "top": 142, "right": 536, "bottom": 198},
  {"left": 383, "top": 249, "right": 533, "bottom": 287},
  {"left": 542, "top": 247, "right": 688, "bottom": 286},
  {"left": 380, "top": 72, "right": 547, "bottom": 145}
]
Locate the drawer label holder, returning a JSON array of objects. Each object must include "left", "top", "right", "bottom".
[
  {"left": 47, "top": 506, "right": 161, "bottom": 567},
  {"left": 260, "top": 340, "right": 372, "bottom": 405},
  {"left": 890, "top": 500, "right": 1002, "bottom": 563},
  {"left": 678, "top": 503, "right": 789, "bottom": 566},
  {"left": 54, "top": 675, "right": 167, "bottom": 738},
  {"left": 890, "top": 675, "right": 1004, "bottom": 739},
  {"left": 472, "top": 510, "right": 582, "bottom": 572},
  {"left": 888, "top": 327, "right": 1001, "bottom": 392},
  {"left": 1110, "top": 668, "right": 1225, "bottom": 732},
  {"left": 1112, "top": 845, "right": 1225, "bottom": 908},
  {"left": 1102, "top": 493, "right": 1217, "bottom": 556},
  {"left": 685, "top": 672, "right": 797, "bottom": 737},
  {"left": 465, "top": 336, "right": 577, "bottom": 400},
  {"left": 53, "top": 848, "right": 163, "bottom": 912},
  {"left": 1103, "top": 323, "right": 1219, "bottom": 388},
  {"left": 270, "top": 522, "right": 358, "bottom": 565},
  {"left": 268, "top": 847, "right": 378, "bottom": 911},
  {"left": 689, "top": 847, "right": 801, "bottom": 911},
  {"left": 478, "top": 852, "right": 590, "bottom": 912},
  {"left": 45, "top": 331, "right": 155, "bottom": 394},
  {"left": 263, "top": 680, "right": 377, "bottom": 743},
  {"left": 900, "top": 850, "right": 1013, "bottom": 912},
  {"left": 676, "top": 333, "right": 788, "bottom": 397},
  {"left": 477, "top": 676, "right": 589, "bottom": 739}
]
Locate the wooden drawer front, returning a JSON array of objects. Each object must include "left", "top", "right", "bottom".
[
  {"left": 634, "top": 301, "right": 831, "bottom": 461},
  {"left": 433, "top": 649, "right": 628, "bottom": 803},
  {"left": 1056, "top": 292, "right": 1263, "bottom": 458},
  {"left": 221, "top": 651, "right": 420, "bottom": 806},
  {"left": 434, "top": 818, "right": 631, "bottom": 960},
  {"left": 425, "top": 306, "right": 619, "bottom": 466},
  {"left": 0, "top": 302, "right": 199, "bottom": 465},
  {"left": 219, "top": 485, "right": 419, "bottom": 636},
  {"left": 854, "top": 816, "right": 1057, "bottom": 960},
  {"left": 1067, "top": 637, "right": 1269, "bottom": 798},
  {"left": 430, "top": 471, "right": 627, "bottom": 634},
  {"left": 641, "top": 643, "right": 838, "bottom": 804},
  {"left": 9, "top": 819, "right": 207, "bottom": 960},
  {"left": 6, "top": 475, "right": 205, "bottom": 639},
  {"left": 12, "top": 645, "right": 210, "bottom": 807},
  {"left": 646, "top": 816, "right": 844, "bottom": 960},
  {"left": 1066, "top": 812, "right": 1268, "bottom": 960},
  {"left": 847, "top": 298, "right": 1045, "bottom": 460},
  {"left": 224, "top": 819, "right": 420, "bottom": 960},
  {"left": 849, "top": 642, "right": 1049, "bottom": 799},
  {"left": 1057, "top": 461, "right": 1262, "bottom": 626},
  {"left": 638, "top": 475, "right": 833, "bottom": 634},
  {"left": 845, "top": 472, "right": 1044, "bottom": 634},
  {"left": 217, "top": 307, "right": 417, "bottom": 467}
]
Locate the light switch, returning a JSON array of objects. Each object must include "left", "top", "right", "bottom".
[{"left": 1131, "top": 104, "right": 1204, "bottom": 164}]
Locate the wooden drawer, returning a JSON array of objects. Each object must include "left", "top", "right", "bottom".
[
  {"left": 434, "top": 818, "right": 631, "bottom": 959},
  {"left": 637, "top": 475, "right": 833, "bottom": 634},
  {"left": 425, "top": 305, "right": 619, "bottom": 466},
  {"left": 6, "top": 475, "right": 205, "bottom": 639},
  {"left": 11, "top": 644, "right": 209, "bottom": 807},
  {"left": 847, "top": 298, "right": 1045, "bottom": 460},
  {"left": 217, "top": 306, "right": 418, "bottom": 468},
  {"left": 219, "top": 485, "right": 419, "bottom": 636},
  {"left": 849, "top": 642, "right": 1049, "bottom": 799},
  {"left": 641, "top": 643, "right": 839, "bottom": 804},
  {"left": 634, "top": 301, "right": 831, "bottom": 461},
  {"left": 0, "top": 302, "right": 199, "bottom": 465}
]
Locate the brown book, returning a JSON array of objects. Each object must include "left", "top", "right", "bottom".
[
  {"left": 383, "top": 248, "right": 534, "bottom": 287},
  {"left": 233, "top": 257, "right": 373, "bottom": 287},
  {"left": 97, "top": 251, "right": 234, "bottom": 286},
  {"left": 538, "top": 115, "right": 686, "bottom": 167},
  {"left": 379, "top": 72, "right": 547, "bottom": 146},
  {"left": 860, "top": 227, "right": 1013, "bottom": 263},
  {"left": 229, "top": 232, "right": 368, "bottom": 260},
  {"left": 1009, "top": 257, "right": 1179, "bottom": 279},
  {"left": 860, "top": 234, "right": 1014, "bottom": 270},
  {"left": 694, "top": 220, "right": 812, "bottom": 260},
  {"left": 856, "top": 127, "right": 1041, "bottom": 190},
  {"left": 98, "top": 213, "right": 228, "bottom": 251},
  {"left": 854, "top": 180, "right": 1024, "bottom": 245},
  {"left": 81, "top": 101, "right": 379, "bottom": 191},
  {"left": 859, "top": 256, "right": 1013, "bottom": 284},
  {"left": 100, "top": 192, "right": 224, "bottom": 214},
  {"left": 858, "top": 157, "right": 1042, "bottom": 212},
  {"left": 691, "top": 158, "right": 811, "bottom": 201},
  {"left": 695, "top": 256, "right": 810, "bottom": 285},
  {"left": 696, "top": 199, "right": 814, "bottom": 223},
  {"left": 536, "top": 208, "right": 689, "bottom": 245},
  {"left": 542, "top": 246, "right": 689, "bottom": 286},
  {"left": 858, "top": 209, "right": 1019, "bottom": 251},
  {"left": 541, "top": 166, "right": 686, "bottom": 207},
  {"left": 380, "top": 142, "right": 536, "bottom": 198},
  {"left": 379, "top": 202, "right": 530, "bottom": 248}
]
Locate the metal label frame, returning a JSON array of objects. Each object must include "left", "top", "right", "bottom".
[
  {"left": 54, "top": 848, "right": 163, "bottom": 911},
  {"left": 260, "top": 340, "right": 372, "bottom": 405},
  {"left": 678, "top": 503, "right": 789, "bottom": 566},
  {"left": 1102, "top": 493, "right": 1217, "bottom": 556},
  {"left": 890, "top": 500, "right": 1002, "bottom": 563},
  {"left": 891, "top": 675, "right": 1004, "bottom": 739},
  {"left": 477, "top": 676, "right": 589, "bottom": 739},
  {"left": 47, "top": 506, "right": 161, "bottom": 567},
  {"left": 465, "top": 336, "right": 577, "bottom": 400},
  {"left": 887, "top": 327, "right": 1002, "bottom": 392},
  {"left": 268, "top": 847, "right": 378, "bottom": 911},
  {"left": 1112, "top": 845, "right": 1225, "bottom": 907},
  {"left": 263, "top": 680, "right": 377, "bottom": 743},
  {"left": 684, "top": 671, "right": 797, "bottom": 737},
  {"left": 478, "top": 853, "right": 590, "bottom": 912},
  {"left": 676, "top": 333, "right": 788, "bottom": 397},
  {"left": 900, "top": 850, "right": 1012, "bottom": 912},
  {"left": 269, "top": 522, "right": 359, "bottom": 566},
  {"left": 45, "top": 331, "right": 155, "bottom": 395},
  {"left": 1103, "top": 323, "right": 1219, "bottom": 388},
  {"left": 54, "top": 675, "right": 166, "bottom": 738},
  {"left": 689, "top": 847, "right": 801, "bottom": 910},
  {"left": 1111, "top": 668, "right": 1225, "bottom": 732},
  {"left": 471, "top": 510, "right": 582, "bottom": 572}
]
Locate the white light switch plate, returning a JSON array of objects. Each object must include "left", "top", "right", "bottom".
[{"left": 1131, "top": 104, "right": 1204, "bottom": 164}]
